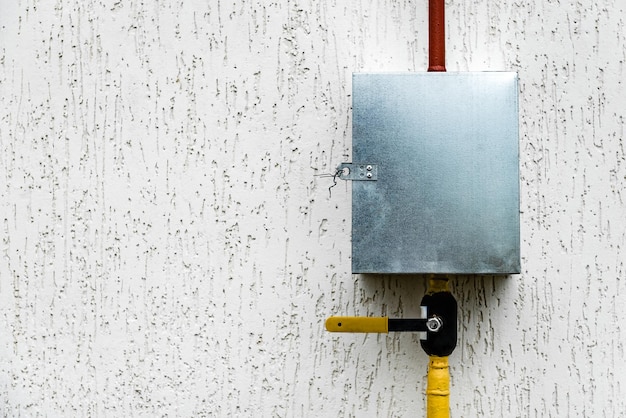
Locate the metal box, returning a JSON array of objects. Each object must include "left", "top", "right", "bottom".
[{"left": 350, "top": 72, "right": 520, "bottom": 274}]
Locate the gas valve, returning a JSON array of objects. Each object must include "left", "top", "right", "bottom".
[{"left": 325, "top": 280, "right": 457, "bottom": 356}]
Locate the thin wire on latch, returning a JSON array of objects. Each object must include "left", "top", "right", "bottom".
[{"left": 314, "top": 168, "right": 345, "bottom": 198}]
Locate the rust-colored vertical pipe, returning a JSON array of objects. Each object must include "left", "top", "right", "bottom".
[{"left": 428, "top": 0, "right": 446, "bottom": 72}]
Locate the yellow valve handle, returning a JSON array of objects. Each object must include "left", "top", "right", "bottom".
[{"left": 325, "top": 316, "right": 388, "bottom": 333}]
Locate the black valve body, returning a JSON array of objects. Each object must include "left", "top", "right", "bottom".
[{"left": 420, "top": 290, "right": 457, "bottom": 356}]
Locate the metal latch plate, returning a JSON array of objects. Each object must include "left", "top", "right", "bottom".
[{"left": 337, "top": 163, "right": 378, "bottom": 181}]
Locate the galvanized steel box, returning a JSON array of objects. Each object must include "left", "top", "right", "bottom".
[{"left": 350, "top": 72, "right": 520, "bottom": 274}]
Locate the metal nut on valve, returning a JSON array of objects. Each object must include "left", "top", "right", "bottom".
[{"left": 426, "top": 316, "right": 443, "bottom": 332}]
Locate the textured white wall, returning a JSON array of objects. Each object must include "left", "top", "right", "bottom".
[{"left": 1, "top": 0, "right": 625, "bottom": 416}]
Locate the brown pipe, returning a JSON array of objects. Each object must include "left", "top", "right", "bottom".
[{"left": 428, "top": 0, "right": 446, "bottom": 72}]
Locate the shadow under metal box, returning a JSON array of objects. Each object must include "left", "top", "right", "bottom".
[{"left": 350, "top": 72, "right": 520, "bottom": 274}]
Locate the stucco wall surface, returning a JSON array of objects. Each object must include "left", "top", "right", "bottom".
[{"left": 1, "top": 1, "right": 625, "bottom": 417}]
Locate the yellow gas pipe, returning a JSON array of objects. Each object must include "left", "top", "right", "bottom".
[
  {"left": 425, "top": 278, "right": 451, "bottom": 418},
  {"left": 427, "top": 356, "right": 450, "bottom": 418}
]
